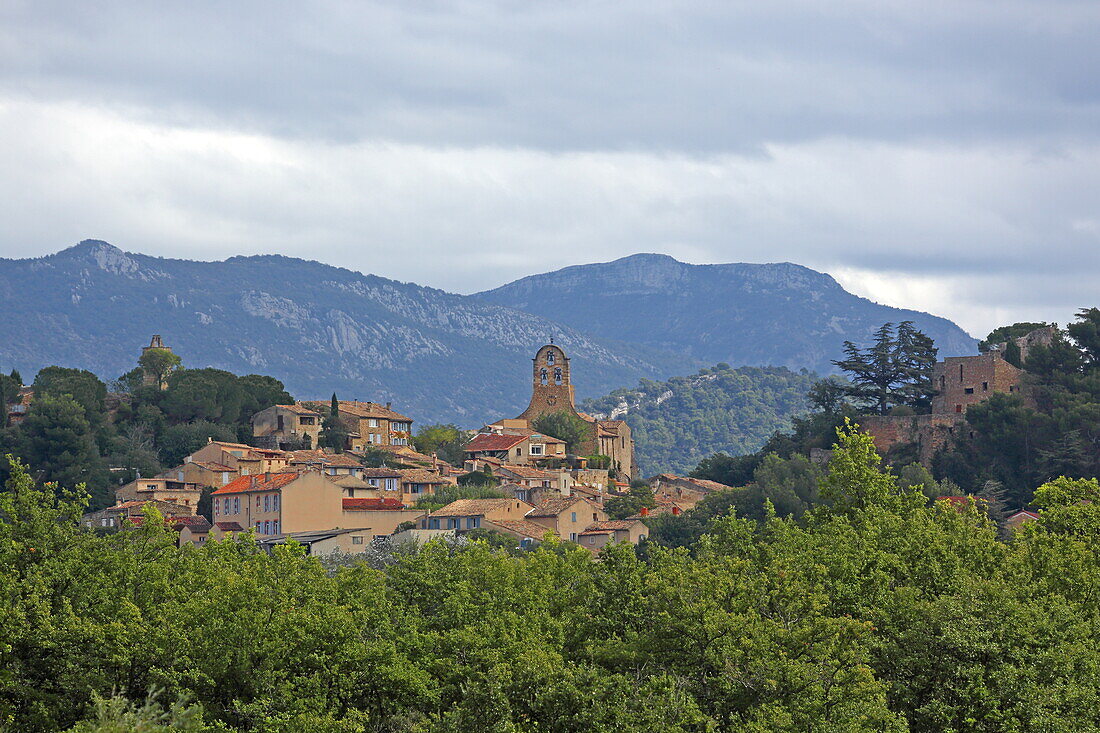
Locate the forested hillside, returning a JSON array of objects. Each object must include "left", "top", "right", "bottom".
[
  {"left": 6, "top": 429, "right": 1100, "bottom": 731},
  {"left": 581, "top": 364, "right": 818, "bottom": 476}
]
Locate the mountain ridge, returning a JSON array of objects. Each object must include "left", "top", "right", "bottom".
[
  {"left": 476, "top": 253, "right": 977, "bottom": 374},
  {"left": 0, "top": 242, "right": 977, "bottom": 428}
]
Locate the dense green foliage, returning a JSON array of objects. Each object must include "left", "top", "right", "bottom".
[
  {"left": 6, "top": 424, "right": 1100, "bottom": 731},
  {"left": 0, "top": 355, "right": 294, "bottom": 509},
  {"left": 581, "top": 364, "right": 819, "bottom": 476},
  {"left": 932, "top": 309, "right": 1100, "bottom": 509},
  {"left": 833, "top": 321, "right": 938, "bottom": 414},
  {"left": 530, "top": 410, "right": 592, "bottom": 454},
  {"left": 412, "top": 424, "right": 472, "bottom": 466}
]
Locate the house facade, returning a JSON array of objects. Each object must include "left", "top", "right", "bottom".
[{"left": 251, "top": 404, "right": 322, "bottom": 449}]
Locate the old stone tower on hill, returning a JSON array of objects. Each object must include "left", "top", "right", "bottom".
[{"left": 518, "top": 343, "right": 576, "bottom": 422}]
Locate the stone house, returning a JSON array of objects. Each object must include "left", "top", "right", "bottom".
[
  {"left": 115, "top": 477, "right": 202, "bottom": 513},
  {"left": 187, "top": 440, "right": 289, "bottom": 476},
  {"left": 931, "top": 351, "right": 1023, "bottom": 415},
  {"left": 648, "top": 473, "right": 736, "bottom": 509},
  {"left": 577, "top": 520, "right": 649, "bottom": 553},
  {"left": 396, "top": 468, "right": 453, "bottom": 504},
  {"left": 526, "top": 496, "right": 608, "bottom": 543},
  {"left": 251, "top": 404, "right": 322, "bottom": 449},
  {"left": 211, "top": 471, "right": 345, "bottom": 538},
  {"left": 285, "top": 449, "right": 366, "bottom": 479},
  {"left": 170, "top": 460, "right": 237, "bottom": 489},
  {"left": 301, "top": 400, "right": 413, "bottom": 452},
  {"left": 81, "top": 499, "right": 194, "bottom": 530},
  {"left": 418, "top": 498, "right": 534, "bottom": 531},
  {"left": 341, "top": 498, "right": 425, "bottom": 538}
]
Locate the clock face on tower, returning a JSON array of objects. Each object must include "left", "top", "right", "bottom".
[{"left": 546, "top": 396, "right": 557, "bottom": 407}]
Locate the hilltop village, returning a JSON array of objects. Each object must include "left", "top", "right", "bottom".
[
  {"left": 41, "top": 338, "right": 725, "bottom": 554},
  {"left": 1, "top": 320, "right": 1085, "bottom": 553}
]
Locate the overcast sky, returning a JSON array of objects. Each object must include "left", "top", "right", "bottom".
[{"left": 2, "top": 1, "right": 1098, "bottom": 337}]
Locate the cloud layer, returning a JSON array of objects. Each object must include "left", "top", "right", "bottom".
[{"left": 1, "top": 1, "right": 1098, "bottom": 337}]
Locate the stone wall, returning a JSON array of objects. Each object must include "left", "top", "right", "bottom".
[{"left": 859, "top": 413, "right": 968, "bottom": 465}]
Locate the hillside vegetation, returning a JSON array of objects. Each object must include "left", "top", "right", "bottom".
[
  {"left": 6, "top": 429, "right": 1100, "bottom": 731},
  {"left": 581, "top": 364, "right": 818, "bottom": 476}
]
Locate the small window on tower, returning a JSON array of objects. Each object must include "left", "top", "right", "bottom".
[
  {"left": 547, "top": 352, "right": 555, "bottom": 365},
  {"left": 554, "top": 367, "right": 563, "bottom": 385},
  {"left": 964, "top": 388, "right": 974, "bottom": 395},
  {"left": 540, "top": 368, "right": 548, "bottom": 385},
  {"left": 982, "top": 382, "right": 989, "bottom": 391}
]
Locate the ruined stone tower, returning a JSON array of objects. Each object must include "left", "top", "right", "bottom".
[{"left": 518, "top": 343, "right": 577, "bottom": 423}]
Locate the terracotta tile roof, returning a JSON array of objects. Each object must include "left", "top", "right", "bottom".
[
  {"left": 465, "top": 433, "right": 527, "bottom": 452},
  {"left": 208, "top": 440, "right": 256, "bottom": 451},
  {"left": 496, "top": 465, "right": 554, "bottom": 479},
  {"left": 397, "top": 468, "right": 450, "bottom": 484},
  {"left": 279, "top": 403, "right": 322, "bottom": 415},
  {"left": 212, "top": 472, "right": 300, "bottom": 496},
  {"left": 360, "top": 467, "right": 402, "bottom": 478},
  {"left": 529, "top": 433, "right": 566, "bottom": 444},
  {"left": 430, "top": 498, "right": 532, "bottom": 517},
  {"left": 331, "top": 400, "right": 412, "bottom": 422},
  {"left": 191, "top": 461, "right": 234, "bottom": 472},
  {"left": 172, "top": 515, "right": 211, "bottom": 530},
  {"left": 580, "top": 520, "right": 641, "bottom": 535},
  {"left": 486, "top": 519, "right": 557, "bottom": 540},
  {"left": 526, "top": 496, "right": 589, "bottom": 517},
  {"left": 215, "top": 521, "right": 244, "bottom": 531},
  {"left": 343, "top": 497, "right": 408, "bottom": 511},
  {"left": 286, "top": 450, "right": 364, "bottom": 468}
]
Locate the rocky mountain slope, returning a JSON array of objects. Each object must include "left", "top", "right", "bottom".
[
  {"left": 476, "top": 253, "right": 977, "bottom": 374},
  {"left": 0, "top": 241, "right": 694, "bottom": 423}
]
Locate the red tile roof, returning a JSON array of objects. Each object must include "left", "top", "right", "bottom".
[
  {"left": 212, "top": 472, "right": 300, "bottom": 496},
  {"left": 430, "top": 498, "right": 532, "bottom": 517},
  {"left": 343, "top": 497, "right": 407, "bottom": 511},
  {"left": 465, "top": 433, "right": 528, "bottom": 452}
]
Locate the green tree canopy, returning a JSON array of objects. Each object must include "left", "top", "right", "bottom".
[{"left": 531, "top": 410, "right": 592, "bottom": 453}]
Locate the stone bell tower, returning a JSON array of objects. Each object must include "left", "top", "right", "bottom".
[{"left": 517, "top": 342, "right": 578, "bottom": 422}]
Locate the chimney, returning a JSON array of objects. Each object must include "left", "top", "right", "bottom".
[
  {"left": 672, "top": 506, "right": 681, "bottom": 515},
  {"left": 640, "top": 506, "right": 649, "bottom": 517},
  {"left": 386, "top": 401, "right": 392, "bottom": 409}
]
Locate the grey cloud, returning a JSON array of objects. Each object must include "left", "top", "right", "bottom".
[{"left": 3, "top": 1, "right": 1100, "bottom": 151}]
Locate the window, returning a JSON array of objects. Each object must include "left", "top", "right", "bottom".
[
  {"left": 385, "top": 478, "right": 397, "bottom": 491},
  {"left": 276, "top": 414, "right": 284, "bottom": 431},
  {"left": 273, "top": 495, "right": 280, "bottom": 511},
  {"left": 570, "top": 533, "right": 577, "bottom": 541},
  {"left": 515, "top": 447, "right": 522, "bottom": 456},
  {"left": 571, "top": 511, "right": 577, "bottom": 522},
  {"left": 447, "top": 518, "right": 458, "bottom": 529},
  {"left": 273, "top": 521, "right": 279, "bottom": 534},
  {"left": 959, "top": 364, "right": 964, "bottom": 382},
  {"left": 955, "top": 404, "right": 963, "bottom": 413},
  {"left": 530, "top": 445, "right": 544, "bottom": 456},
  {"left": 547, "top": 352, "right": 555, "bottom": 365},
  {"left": 593, "top": 513, "right": 598, "bottom": 521},
  {"left": 429, "top": 518, "right": 440, "bottom": 529},
  {"left": 262, "top": 520, "right": 270, "bottom": 534},
  {"left": 368, "top": 418, "right": 378, "bottom": 428},
  {"left": 964, "top": 387, "right": 974, "bottom": 395},
  {"left": 255, "top": 522, "right": 262, "bottom": 531},
  {"left": 982, "top": 382, "right": 989, "bottom": 391},
  {"left": 352, "top": 535, "right": 364, "bottom": 545},
  {"left": 1010, "top": 385, "right": 1018, "bottom": 393},
  {"left": 554, "top": 367, "right": 562, "bottom": 385},
  {"left": 233, "top": 497, "right": 240, "bottom": 513},
  {"left": 409, "top": 483, "right": 421, "bottom": 494},
  {"left": 263, "top": 495, "right": 270, "bottom": 512},
  {"left": 467, "top": 517, "right": 480, "bottom": 529},
  {"left": 587, "top": 536, "right": 595, "bottom": 545},
  {"left": 540, "top": 368, "right": 548, "bottom": 385},
  {"left": 256, "top": 496, "right": 262, "bottom": 509}
]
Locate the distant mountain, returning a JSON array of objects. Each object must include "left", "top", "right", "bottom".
[
  {"left": 581, "top": 364, "right": 819, "bottom": 477},
  {"left": 476, "top": 253, "right": 977, "bottom": 374},
  {"left": 0, "top": 241, "right": 695, "bottom": 424}
]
